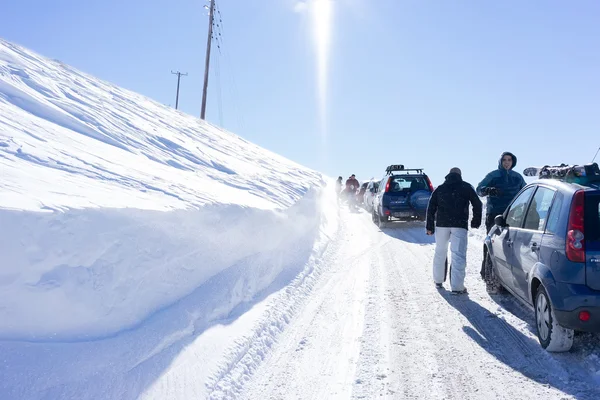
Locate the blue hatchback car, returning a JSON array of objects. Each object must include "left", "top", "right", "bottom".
[{"left": 483, "top": 163, "right": 600, "bottom": 352}]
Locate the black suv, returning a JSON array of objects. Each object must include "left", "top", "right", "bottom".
[{"left": 371, "top": 165, "right": 434, "bottom": 227}]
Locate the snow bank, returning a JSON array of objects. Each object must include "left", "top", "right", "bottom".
[
  {"left": 0, "top": 187, "right": 339, "bottom": 400},
  {"left": 0, "top": 186, "right": 337, "bottom": 341}
]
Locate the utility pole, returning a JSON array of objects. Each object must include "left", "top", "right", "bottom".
[
  {"left": 200, "top": 0, "right": 215, "bottom": 120},
  {"left": 171, "top": 71, "right": 188, "bottom": 110}
]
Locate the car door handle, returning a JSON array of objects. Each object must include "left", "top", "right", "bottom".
[{"left": 531, "top": 242, "right": 539, "bottom": 252}]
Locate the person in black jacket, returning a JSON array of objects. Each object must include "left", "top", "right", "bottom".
[
  {"left": 426, "top": 167, "right": 482, "bottom": 294},
  {"left": 345, "top": 174, "right": 360, "bottom": 210}
]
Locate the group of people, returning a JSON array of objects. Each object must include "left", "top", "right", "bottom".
[
  {"left": 425, "top": 151, "right": 526, "bottom": 294},
  {"left": 335, "top": 174, "right": 360, "bottom": 208},
  {"left": 332, "top": 152, "right": 526, "bottom": 295}
]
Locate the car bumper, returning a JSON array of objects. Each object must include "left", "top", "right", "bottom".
[
  {"left": 382, "top": 207, "right": 425, "bottom": 219},
  {"left": 552, "top": 283, "right": 600, "bottom": 332},
  {"left": 554, "top": 307, "right": 600, "bottom": 332}
]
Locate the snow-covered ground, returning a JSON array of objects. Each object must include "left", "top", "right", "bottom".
[
  {"left": 241, "top": 214, "right": 600, "bottom": 400},
  {"left": 2, "top": 38, "right": 600, "bottom": 400},
  {"left": 0, "top": 37, "right": 328, "bottom": 343}
]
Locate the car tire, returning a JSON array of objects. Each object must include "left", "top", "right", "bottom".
[
  {"left": 483, "top": 252, "right": 504, "bottom": 294},
  {"left": 373, "top": 209, "right": 386, "bottom": 228},
  {"left": 378, "top": 215, "right": 387, "bottom": 229},
  {"left": 534, "top": 285, "right": 574, "bottom": 352}
]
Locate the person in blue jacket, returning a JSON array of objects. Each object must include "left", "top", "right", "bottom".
[{"left": 477, "top": 151, "right": 526, "bottom": 233}]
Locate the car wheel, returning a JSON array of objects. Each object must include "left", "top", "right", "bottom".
[
  {"left": 483, "top": 252, "right": 504, "bottom": 294},
  {"left": 378, "top": 216, "right": 386, "bottom": 229},
  {"left": 535, "top": 285, "right": 574, "bottom": 352}
]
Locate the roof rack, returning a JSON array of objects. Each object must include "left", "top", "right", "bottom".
[
  {"left": 523, "top": 163, "right": 600, "bottom": 185},
  {"left": 385, "top": 165, "right": 424, "bottom": 175}
]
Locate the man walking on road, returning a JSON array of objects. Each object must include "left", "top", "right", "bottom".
[{"left": 426, "top": 167, "right": 482, "bottom": 294}]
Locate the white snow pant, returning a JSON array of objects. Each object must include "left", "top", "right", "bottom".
[{"left": 432, "top": 227, "right": 468, "bottom": 291}]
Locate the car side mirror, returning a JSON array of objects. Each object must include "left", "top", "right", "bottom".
[{"left": 494, "top": 215, "right": 507, "bottom": 228}]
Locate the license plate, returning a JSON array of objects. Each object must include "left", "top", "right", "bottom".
[{"left": 393, "top": 212, "right": 412, "bottom": 218}]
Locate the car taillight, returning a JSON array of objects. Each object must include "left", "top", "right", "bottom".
[
  {"left": 566, "top": 190, "right": 585, "bottom": 263},
  {"left": 426, "top": 176, "right": 434, "bottom": 192},
  {"left": 385, "top": 177, "right": 392, "bottom": 193}
]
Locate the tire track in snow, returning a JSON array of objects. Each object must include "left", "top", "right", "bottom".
[
  {"left": 239, "top": 211, "right": 600, "bottom": 399},
  {"left": 214, "top": 211, "right": 371, "bottom": 399},
  {"left": 381, "top": 223, "right": 594, "bottom": 399},
  {"left": 238, "top": 211, "right": 374, "bottom": 399},
  {"left": 379, "top": 235, "right": 464, "bottom": 399},
  {"left": 350, "top": 245, "right": 393, "bottom": 399},
  {"left": 396, "top": 236, "right": 549, "bottom": 398},
  {"left": 204, "top": 243, "right": 336, "bottom": 399}
]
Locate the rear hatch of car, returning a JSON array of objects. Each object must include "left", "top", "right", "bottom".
[
  {"left": 585, "top": 189, "right": 600, "bottom": 289},
  {"left": 382, "top": 175, "right": 432, "bottom": 217}
]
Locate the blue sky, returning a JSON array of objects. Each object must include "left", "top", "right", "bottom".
[{"left": 2, "top": 0, "right": 600, "bottom": 186}]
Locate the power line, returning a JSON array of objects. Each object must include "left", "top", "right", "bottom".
[
  {"left": 211, "top": 1, "right": 224, "bottom": 126},
  {"left": 171, "top": 71, "right": 188, "bottom": 110},
  {"left": 592, "top": 146, "right": 600, "bottom": 163},
  {"left": 212, "top": 1, "right": 223, "bottom": 55},
  {"left": 213, "top": 51, "right": 224, "bottom": 126},
  {"left": 212, "top": 0, "right": 246, "bottom": 133}
]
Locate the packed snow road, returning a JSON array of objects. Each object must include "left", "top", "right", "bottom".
[{"left": 239, "top": 208, "right": 600, "bottom": 400}]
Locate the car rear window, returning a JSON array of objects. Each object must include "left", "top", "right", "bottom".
[
  {"left": 586, "top": 193, "right": 600, "bottom": 242},
  {"left": 390, "top": 176, "right": 428, "bottom": 192}
]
